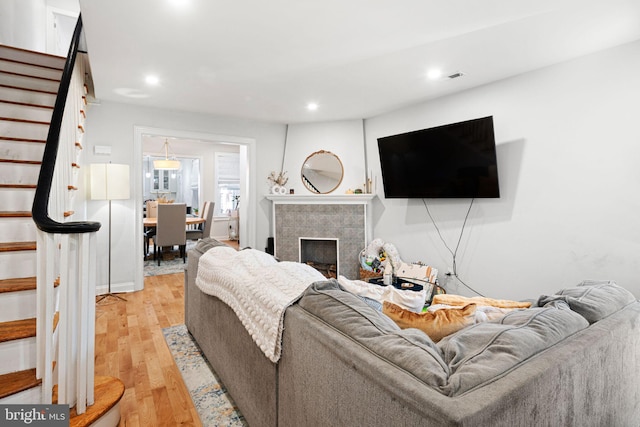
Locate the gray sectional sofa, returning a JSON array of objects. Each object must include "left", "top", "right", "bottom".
[{"left": 185, "top": 239, "right": 640, "bottom": 427}]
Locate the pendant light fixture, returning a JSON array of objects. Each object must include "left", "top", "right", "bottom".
[{"left": 153, "top": 138, "right": 181, "bottom": 170}]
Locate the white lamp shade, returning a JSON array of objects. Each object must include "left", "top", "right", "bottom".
[
  {"left": 153, "top": 158, "right": 181, "bottom": 170},
  {"left": 90, "top": 163, "right": 130, "bottom": 200}
]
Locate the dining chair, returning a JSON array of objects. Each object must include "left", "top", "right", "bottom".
[
  {"left": 154, "top": 203, "right": 187, "bottom": 266},
  {"left": 144, "top": 200, "right": 158, "bottom": 257},
  {"left": 187, "top": 201, "right": 215, "bottom": 242}
]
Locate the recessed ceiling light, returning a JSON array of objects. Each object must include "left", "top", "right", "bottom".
[
  {"left": 426, "top": 69, "right": 442, "bottom": 80},
  {"left": 167, "top": 0, "right": 190, "bottom": 7},
  {"left": 307, "top": 102, "right": 319, "bottom": 111},
  {"left": 145, "top": 75, "right": 160, "bottom": 85}
]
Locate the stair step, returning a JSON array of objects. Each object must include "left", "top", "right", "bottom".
[
  {"left": 0, "top": 117, "right": 49, "bottom": 141},
  {"left": 0, "top": 184, "right": 37, "bottom": 189},
  {"left": 0, "top": 139, "right": 46, "bottom": 163},
  {"left": 0, "top": 217, "right": 36, "bottom": 244},
  {"left": 0, "top": 211, "right": 32, "bottom": 218},
  {"left": 0, "top": 58, "right": 63, "bottom": 81},
  {"left": 0, "top": 99, "right": 53, "bottom": 122},
  {"left": 0, "top": 276, "right": 36, "bottom": 293},
  {"left": 0, "top": 317, "right": 36, "bottom": 343},
  {"left": 0, "top": 368, "right": 40, "bottom": 400},
  {"left": 0, "top": 160, "right": 41, "bottom": 185},
  {"left": 0, "top": 241, "right": 36, "bottom": 252},
  {"left": 0, "top": 71, "right": 60, "bottom": 93},
  {"left": 0, "top": 161, "right": 40, "bottom": 184},
  {"left": 54, "top": 376, "right": 125, "bottom": 427},
  {"left": 0, "top": 188, "right": 36, "bottom": 212},
  {"left": 0, "top": 45, "right": 65, "bottom": 71},
  {"left": 0, "top": 158, "right": 41, "bottom": 165},
  {"left": 0, "top": 85, "right": 56, "bottom": 108},
  {"left": 0, "top": 276, "right": 59, "bottom": 324},
  {"left": 0, "top": 251, "right": 36, "bottom": 281}
]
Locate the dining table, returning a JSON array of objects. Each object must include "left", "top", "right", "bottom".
[{"left": 143, "top": 215, "right": 205, "bottom": 228}]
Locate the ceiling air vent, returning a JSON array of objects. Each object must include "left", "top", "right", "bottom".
[{"left": 447, "top": 72, "right": 465, "bottom": 79}]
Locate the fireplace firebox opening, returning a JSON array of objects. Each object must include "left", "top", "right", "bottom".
[{"left": 299, "top": 238, "right": 339, "bottom": 279}]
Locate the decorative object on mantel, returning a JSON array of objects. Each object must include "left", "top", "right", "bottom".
[
  {"left": 301, "top": 150, "right": 344, "bottom": 194},
  {"left": 268, "top": 170, "right": 288, "bottom": 194}
]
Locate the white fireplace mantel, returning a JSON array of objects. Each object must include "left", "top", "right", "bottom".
[{"left": 265, "top": 194, "right": 376, "bottom": 204}]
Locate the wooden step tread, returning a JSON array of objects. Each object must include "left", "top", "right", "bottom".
[
  {"left": 0, "top": 83, "right": 57, "bottom": 95},
  {"left": 0, "top": 241, "right": 36, "bottom": 251},
  {"left": 0, "top": 368, "right": 40, "bottom": 400},
  {"left": 0, "top": 184, "right": 37, "bottom": 189},
  {"left": 0, "top": 99, "right": 54, "bottom": 110},
  {"left": 54, "top": 376, "right": 125, "bottom": 427},
  {"left": 0, "top": 116, "right": 50, "bottom": 125},
  {"left": 0, "top": 317, "right": 36, "bottom": 342},
  {"left": 0, "top": 159, "right": 42, "bottom": 165},
  {"left": 0, "top": 136, "right": 45, "bottom": 144},
  {"left": 0, "top": 276, "right": 36, "bottom": 293},
  {"left": 0, "top": 211, "right": 32, "bottom": 217},
  {"left": 0, "top": 311, "right": 58, "bottom": 343},
  {"left": 0, "top": 69, "right": 60, "bottom": 83}
]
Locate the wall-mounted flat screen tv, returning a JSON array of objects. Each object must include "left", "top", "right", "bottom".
[{"left": 377, "top": 116, "right": 500, "bottom": 198}]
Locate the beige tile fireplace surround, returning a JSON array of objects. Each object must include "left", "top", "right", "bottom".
[{"left": 266, "top": 194, "right": 375, "bottom": 279}]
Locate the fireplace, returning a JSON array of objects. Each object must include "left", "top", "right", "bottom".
[
  {"left": 300, "top": 238, "right": 339, "bottom": 278},
  {"left": 266, "top": 194, "right": 375, "bottom": 279}
]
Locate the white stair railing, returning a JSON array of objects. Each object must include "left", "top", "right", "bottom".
[{"left": 32, "top": 16, "right": 101, "bottom": 414}]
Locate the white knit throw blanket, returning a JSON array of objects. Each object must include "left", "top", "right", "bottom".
[{"left": 195, "top": 246, "right": 325, "bottom": 363}]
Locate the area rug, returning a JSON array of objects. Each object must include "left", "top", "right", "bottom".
[
  {"left": 162, "top": 324, "right": 247, "bottom": 426},
  {"left": 144, "top": 242, "right": 196, "bottom": 276}
]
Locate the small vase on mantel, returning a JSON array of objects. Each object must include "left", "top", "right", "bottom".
[{"left": 271, "top": 184, "right": 287, "bottom": 195}]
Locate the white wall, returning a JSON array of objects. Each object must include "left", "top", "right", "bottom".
[
  {"left": 0, "top": 0, "right": 47, "bottom": 51},
  {"left": 282, "top": 120, "right": 367, "bottom": 194},
  {"left": 365, "top": 40, "right": 640, "bottom": 299},
  {"left": 83, "top": 101, "right": 285, "bottom": 293}
]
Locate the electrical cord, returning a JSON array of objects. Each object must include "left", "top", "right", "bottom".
[{"left": 422, "top": 198, "right": 485, "bottom": 297}]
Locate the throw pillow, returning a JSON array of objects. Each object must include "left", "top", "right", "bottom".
[
  {"left": 432, "top": 294, "right": 532, "bottom": 309},
  {"left": 538, "top": 280, "right": 636, "bottom": 323},
  {"left": 383, "top": 301, "right": 476, "bottom": 342}
]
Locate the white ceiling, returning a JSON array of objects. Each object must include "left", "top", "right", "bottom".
[{"left": 78, "top": 0, "right": 640, "bottom": 124}]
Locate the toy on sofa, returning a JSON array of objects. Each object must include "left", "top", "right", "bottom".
[{"left": 359, "top": 238, "right": 403, "bottom": 278}]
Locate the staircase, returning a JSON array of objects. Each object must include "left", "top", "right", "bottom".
[{"left": 0, "top": 40, "right": 124, "bottom": 426}]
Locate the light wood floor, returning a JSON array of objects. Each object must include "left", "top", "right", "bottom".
[
  {"left": 95, "top": 240, "right": 240, "bottom": 426},
  {"left": 94, "top": 272, "right": 200, "bottom": 427}
]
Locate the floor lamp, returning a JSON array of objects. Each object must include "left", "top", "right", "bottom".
[{"left": 90, "top": 163, "right": 130, "bottom": 303}]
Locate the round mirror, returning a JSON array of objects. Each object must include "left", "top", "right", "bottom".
[{"left": 301, "top": 150, "right": 344, "bottom": 194}]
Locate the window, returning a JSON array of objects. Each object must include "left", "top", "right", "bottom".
[{"left": 215, "top": 152, "right": 240, "bottom": 215}]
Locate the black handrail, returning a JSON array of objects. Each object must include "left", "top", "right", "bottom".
[{"left": 32, "top": 15, "right": 101, "bottom": 234}]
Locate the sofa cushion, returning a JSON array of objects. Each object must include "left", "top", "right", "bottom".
[
  {"left": 382, "top": 301, "right": 477, "bottom": 342},
  {"left": 298, "top": 280, "right": 449, "bottom": 389},
  {"left": 437, "top": 302, "right": 589, "bottom": 396},
  {"left": 537, "top": 280, "right": 637, "bottom": 324}
]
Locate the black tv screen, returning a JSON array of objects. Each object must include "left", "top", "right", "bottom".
[{"left": 377, "top": 116, "right": 500, "bottom": 198}]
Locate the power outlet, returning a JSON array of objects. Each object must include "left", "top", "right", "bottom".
[{"left": 446, "top": 266, "right": 454, "bottom": 276}]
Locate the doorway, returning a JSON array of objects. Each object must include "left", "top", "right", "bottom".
[{"left": 133, "top": 126, "right": 256, "bottom": 291}]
